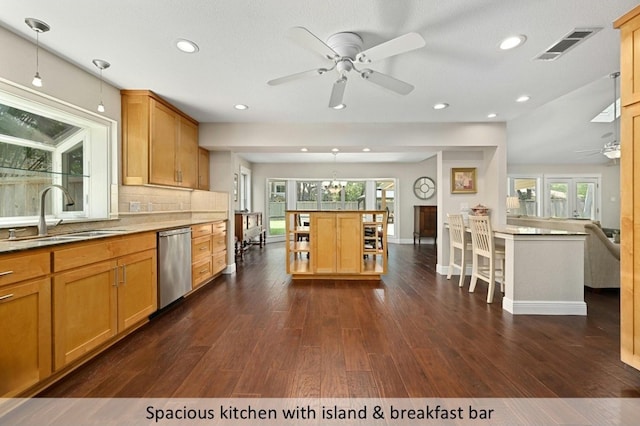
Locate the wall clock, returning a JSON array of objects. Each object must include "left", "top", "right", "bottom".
[{"left": 413, "top": 176, "right": 436, "bottom": 200}]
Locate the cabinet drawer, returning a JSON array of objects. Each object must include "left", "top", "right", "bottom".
[
  {"left": 211, "top": 221, "right": 226, "bottom": 235},
  {"left": 192, "top": 235, "right": 213, "bottom": 260},
  {"left": 0, "top": 250, "right": 50, "bottom": 287},
  {"left": 212, "top": 251, "right": 226, "bottom": 275},
  {"left": 53, "top": 233, "right": 156, "bottom": 272},
  {"left": 211, "top": 233, "right": 226, "bottom": 253},
  {"left": 192, "top": 257, "right": 213, "bottom": 288},
  {"left": 192, "top": 224, "right": 212, "bottom": 238}
]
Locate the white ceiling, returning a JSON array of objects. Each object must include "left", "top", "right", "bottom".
[{"left": 0, "top": 0, "right": 634, "bottom": 164}]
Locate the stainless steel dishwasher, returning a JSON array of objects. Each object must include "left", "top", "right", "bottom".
[{"left": 158, "top": 227, "right": 192, "bottom": 309}]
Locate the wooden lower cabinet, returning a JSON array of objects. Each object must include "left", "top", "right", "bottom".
[
  {"left": 191, "top": 221, "right": 226, "bottom": 289},
  {"left": 53, "top": 261, "right": 117, "bottom": 369},
  {"left": 0, "top": 277, "right": 51, "bottom": 397},
  {"left": 52, "top": 234, "right": 157, "bottom": 370}
]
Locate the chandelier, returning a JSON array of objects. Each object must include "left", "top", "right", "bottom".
[{"left": 322, "top": 152, "right": 346, "bottom": 194}]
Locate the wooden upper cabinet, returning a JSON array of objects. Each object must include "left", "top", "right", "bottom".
[
  {"left": 149, "top": 99, "right": 179, "bottom": 186},
  {"left": 121, "top": 90, "right": 199, "bottom": 188},
  {"left": 616, "top": 6, "right": 640, "bottom": 107},
  {"left": 198, "top": 147, "right": 210, "bottom": 190}
]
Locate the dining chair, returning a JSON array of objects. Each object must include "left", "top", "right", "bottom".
[
  {"left": 468, "top": 215, "right": 505, "bottom": 303},
  {"left": 447, "top": 213, "right": 472, "bottom": 287}
]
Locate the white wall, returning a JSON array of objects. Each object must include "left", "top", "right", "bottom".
[
  {"left": 508, "top": 163, "right": 620, "bottom": 228},
  {"left": 250, "top": 158, "right": 438, "bottom": 242},
  {"left": 0, "top": 26, "right": 120, "bottom": 124}
]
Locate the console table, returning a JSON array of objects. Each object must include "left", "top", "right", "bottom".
[{"left": 234, "top": 212, "right": 265, "bottom": 259}]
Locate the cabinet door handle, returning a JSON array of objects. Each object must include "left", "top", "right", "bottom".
[
  {"left": 0, "top": 293, "right": 14, "bottom": 301},
  {"left": 199, "top": 268, "right": 208, "bottom": 274},
  {"left": 0, "top": 270, "right": 14, "bottom": 277}
]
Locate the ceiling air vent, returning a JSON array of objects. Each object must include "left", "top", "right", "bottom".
[{"left": 534, "top": 27, "right": 602, "bottom": 61}]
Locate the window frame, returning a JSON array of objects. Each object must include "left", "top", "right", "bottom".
[{"left": 0, "top": 79, "right": 118, "bottom": 227}]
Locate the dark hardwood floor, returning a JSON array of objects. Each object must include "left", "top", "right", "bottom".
[{"left": 39, "top": 241, "right": 640, "bottom": 398}]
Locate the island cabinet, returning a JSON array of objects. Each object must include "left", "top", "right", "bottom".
[
  {"left": 191, "top": 221, "right": 227, "bottom": 290},
  {"left": 121, "top": 90, "right": 199, "bottom": 188},
  {"left": 52, "top": 232, "right": 157, "bottom": 370},
  {"left": 0, "top": 250, "right": 51, "bottom": 398},
  {"left": 286, "top": 210, "right": 387, "bottom": 279}
]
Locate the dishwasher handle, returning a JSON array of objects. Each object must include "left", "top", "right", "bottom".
[{"left": 158, "top": 228, "right": 191, "bottom": 237}]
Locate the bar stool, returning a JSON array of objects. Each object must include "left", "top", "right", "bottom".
[
  {"left": 447, "top": 213, "right": 472, "bottom": 287},
  {"left": 468, "top": 215, "right": 505, "bottom": 303}
]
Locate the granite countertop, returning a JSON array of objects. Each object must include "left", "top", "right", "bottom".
[
  {"left": 493, "top": 225, "right": 587, "bottom": 236},
  {"left": 0, "top": 218, "right": 223, "bottom": 254}
]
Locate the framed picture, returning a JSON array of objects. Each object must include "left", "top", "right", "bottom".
[
  {"left": 233, "top": 173, "right": 238, "bottom": 201},
  {"left": 451, "top": 167, "right": 477, "bottom": 194}
]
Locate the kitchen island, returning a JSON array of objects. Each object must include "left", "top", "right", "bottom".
[{"left": 286, "top": 210, "right": 387, "bottom": 279}]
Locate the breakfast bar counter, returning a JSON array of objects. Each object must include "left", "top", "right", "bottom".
[{"left": 492, "top": 225, "right": 587, "bottom": 315}]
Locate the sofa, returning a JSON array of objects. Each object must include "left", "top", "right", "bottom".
[{"left": 506, "top": 216, "right": 620, "bottom": 289}]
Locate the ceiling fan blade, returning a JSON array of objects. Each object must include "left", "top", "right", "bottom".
[
  {"left": 356, "top": 32, "right": 425, "bottom": 64},
  {"left": 329, "top": 77, "right": 347, "bottom": 108},
  {"left": 360, "top": 69, "right": 414, "bottom": 95},
  {"left": 287, "top": 27, "right": 338, "bottom": 60},
  {"left": 267, "top": 68, "right": 328, "bottom": 86}
]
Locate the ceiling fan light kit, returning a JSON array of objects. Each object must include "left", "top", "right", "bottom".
[{"left": 268, "top": 27, "right": 426, "bottom": 108}]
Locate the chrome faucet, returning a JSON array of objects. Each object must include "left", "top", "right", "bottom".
[{"left": 38, "top": 185, "right": 75, "bottom": 236}]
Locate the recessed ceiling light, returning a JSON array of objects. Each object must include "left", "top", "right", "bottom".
[
  {"left": 499, "top": 35, "right": 527, "bottom": 50},
  {"left": 433, "top": 103, "right": 449, "bottom": 110},
  {"left": 516, "top": 95, "right": 530, "bottom": 103},
  {"left": 332, "top": 104, "right": 346, "bottom": 110},
  {"left": 331, "top": 148, "right": 339, "bottom": 152},
  {"left": 487, "top": 113, "right": 498, "bottom": 118},
  {"left": 362, "top": 147, "right": 371, "bottom": 152},
  {"left": 176, "top": 39, "right": 199, "bottom": 53},
  {"left": 234, "top": 104, "right": 248, "bottom": 110},
  {"left": 301, "top": 148, "right": 308, "bottom": 152}
]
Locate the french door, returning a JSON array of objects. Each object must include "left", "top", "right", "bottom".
[{"left": 544, "top": 177, "right": 599, "bottom": 219}]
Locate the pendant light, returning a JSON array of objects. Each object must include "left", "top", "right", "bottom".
[
  {"left": 92, "top": 59, "right": 110, "bottom": 113},
  {"left": 25, "top": 18, "right": 50, "bottom": 88}
]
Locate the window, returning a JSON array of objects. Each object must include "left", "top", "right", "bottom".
[
  {"left": 376, "top": 180, "right": 395, "bottom": 236},
  {"left": 267, "top": 179, "right": 286, "bottom": 236},
  {"left": 0, "top": 84, "right": 116, "bottom": 226},
  {"left": 507, "top": 176, "right": 540, "bottom": 216}
]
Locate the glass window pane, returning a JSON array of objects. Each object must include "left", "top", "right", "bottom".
[
  {"left": 61, "top": 142, "right": 83, "bottom": 212},
  {"left": 0, "top": 103, "right": 81, "bottom": 145},
  {"left": 267, "top": 179, "right": 286, "bottom": 236},
  {"left": 297, "top": 181, "right": 319, "bottom": 210},
  {"left": 549, "top": 182, "right": 569, "bottom": 217},
  {"left": 511, "top": 178, "right": 537, "bottom": 216},
  {"left": 575, "top": 182, "right": 596, "bottom": 219},
  {"left": 376, "top": 180, "right": 395, "bottom": 236}
]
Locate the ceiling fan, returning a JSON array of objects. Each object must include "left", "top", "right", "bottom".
[
  {"left": 575, "top": 72, "right": 621, "bottom": 160},
  {"left": 267, "top": 27, "right": 426, "bottom": 108}
]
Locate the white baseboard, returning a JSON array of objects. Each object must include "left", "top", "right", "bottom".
[
  {"left": 223, "top": 263, "right": 236, "bottom": 274},
  {"left": 436, "top": 264, "right": 473, "bottom": 276},
  {"left": 502, "top": 298, "right": 587, "bottom": 316}
]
